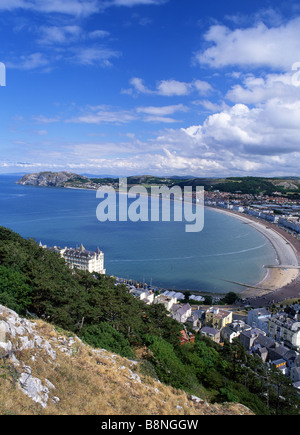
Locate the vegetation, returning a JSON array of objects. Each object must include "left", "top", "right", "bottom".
[
  {"left": 18, "top": 172, "right": 300, "bottom": 199},
  {"left": 0, "top": 226, "right": 299, "bottom": 415},
  {"left": 108, "top": 175, "right": 300, "bottom": 198}
]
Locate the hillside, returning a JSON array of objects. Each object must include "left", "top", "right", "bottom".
[
  {"left": 0, "top": 304, "right": 253, "bottom": 415},
  {"left": 16, "top": 171, "right": 90, "bottom": 188},
  {"left": 16, "top": 172, "right": 300, "bottom": 197},
  {"left": 0, "top": 226, "right": 299, "bottom": 415}
]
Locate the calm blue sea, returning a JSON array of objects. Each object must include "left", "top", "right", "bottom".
[{"left": 0, "top": 174, "right": 277, "bottom": 294}]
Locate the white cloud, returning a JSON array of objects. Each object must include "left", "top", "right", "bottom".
[
  {"left": 183, "top": 100, "right": 300, "bottom": 156},
  {"left": 107, "top": 0, "right": 167, "bottom": 6},
  {"left": 124, "top": 77, "right": 213, "bottom": 97},
  {"left": 37, "top": 26, "right": 110, "bottom": 45},
  {"left": 136, "top": 104, "right": 188, "bottom": 116},
  {"left": 193, "top": 80, "right": 214, "bottom": 95},
  {"left": 136, "top": 104, "right": 188, "bottom": 123},
  {"left": 195, "top": 17, "right": 300, "bottom": 71},
  {"left": 127, "top": 77, "right": 153, "bottom": 94},
  {"left": 66, "top": 103, "right": 188, "bottom": 125},
  {"left": 156, "top": 80, "right": 192, "bottom": 96},
  {"left": 70, "top": 47, "right": 121, "bottom": 66},
  {"left": 0, "top": 0, "right": 99, "bottom": 16},
  {"left": 226, "top": 71, "right": 300, "bottom": 105},
  {"left": 6, "top": 52, "right": 49, "bottom": 70},
  {"left": 38, "top": 25, "right": 82, "bottom": 45},
  {"left": 32, "top": 115, "right": 61, "bottom": 123},
  {"left": 0, "top": 0, "right": 168, "bottom": 15},
  {"left": 67, "top": 106, "right": 137, "bottom": 124},
  {"left": 88, "top": 29, "right": 110, "bottom": 39}
]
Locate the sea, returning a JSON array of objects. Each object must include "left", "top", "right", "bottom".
[{"left": 0, "top": 174, "right": 277, "bottom": 294}]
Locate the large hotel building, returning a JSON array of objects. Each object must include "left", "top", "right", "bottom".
[{"left": 40, "top": 242, "right": 106, "bottom": 274}]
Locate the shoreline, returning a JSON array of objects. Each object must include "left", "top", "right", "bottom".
[
  {"left": 208, "top": 206, "right": 300, "bottom": 298},
  {"left": 17, "top": 180, "right": 300, "bottom": 301}
]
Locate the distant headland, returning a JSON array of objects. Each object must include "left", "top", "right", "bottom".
[{"left": 15, "top": 171, "right": 300, "bottom": 198}]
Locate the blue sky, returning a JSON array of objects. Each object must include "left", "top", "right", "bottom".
[{"left": 1, "top": 0, "right": 300, "bottom": 177}]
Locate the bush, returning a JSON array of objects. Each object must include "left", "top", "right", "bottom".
[
  {"left": 0, "top": 265, "right": 32, "bottom": 314},
  {"left": 80, "top": 322, "right": 134, "bottom": 358},
  {"left": 80, "top": 323, "right": 135, "bottom": 359}
]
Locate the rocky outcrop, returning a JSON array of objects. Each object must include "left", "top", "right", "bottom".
[
  {"left": 0, "top": 305, "right": 254, "bottom": 415},
  {"left": 16, "top": 171, "right": 89, "bottom": 188},
  {"left": 0, "top": 305, "right": 59, "bottom": 407}
]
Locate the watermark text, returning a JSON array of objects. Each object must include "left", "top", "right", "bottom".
[
  {"left": 0, "top": 62, "right": 6, "bottom": 87},
  {"left": 96, "top": 178, "right": 204, "bottom": 233}
]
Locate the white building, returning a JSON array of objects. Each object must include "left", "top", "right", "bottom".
[
  {"left": 247, "top": 308, "right": 271, "bottom": 334},
  {"left": 171, "top": 303, "right": 192, "bottom": 324},
  {"left": 129, "top": 288, "right": 154, "bottom": 305},
  {"left": 268, "top": 312, "right": 300, "bottom": 351},
  {"left": 154, "top": 294, "right": 177, "bottom": 311},
  {"left": 42, "top": 243, "right": 106, "bottom": 274},
  {"left": 63, "top": 245, "right": 106, "bottom": 274},
  {"left": 278, "top": 217, "right": 300, "bottom": 234}
]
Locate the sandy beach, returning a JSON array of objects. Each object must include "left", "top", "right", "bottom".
[
  {"left": 59, "top": 186, "right": 300, "bottom": 301},
  {"left": 209, "top": 207, "right": 300, "bottom": 299}
]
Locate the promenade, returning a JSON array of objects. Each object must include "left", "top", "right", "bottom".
[{"left": 209, "top": 207, "right": 300, "bottom": 304}]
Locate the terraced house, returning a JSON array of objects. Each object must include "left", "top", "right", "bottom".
[
  {"left": 268, "top": 313, "right": 300, "bottom": 352},
  {"left": 205, "top": 308, "right": 233, "bottom": 330}
]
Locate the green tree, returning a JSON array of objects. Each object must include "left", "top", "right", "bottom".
[
  {"left": 81, "top": 322, "right": 135, "bottom": 359},
  {"left": 0, "top": 265, "right": 32, "bottom": 314}
]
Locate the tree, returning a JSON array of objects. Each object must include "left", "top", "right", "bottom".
[
  {"left": 0, "top": 266, "right": 32, "bottom": 314},
  {"left": 222, "top": 292, "right": 238, "bottom": 305}
]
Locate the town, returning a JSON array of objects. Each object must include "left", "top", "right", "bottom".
[
  {"left": 121, "top": 278, "right": 300, "bottom": 398},
  {"left": 204, "top": 190, "right": 300, "bottom": 239},
  {"left": 39, "top": 189, "right": 300, "bottom": 401}
]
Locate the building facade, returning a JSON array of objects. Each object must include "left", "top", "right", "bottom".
[
  {"left": 42, "top": 243, "right": 106, "bottom": 274},
  {"left": 205, "top": 307, "right": 233, "bottom": 330},
  {"left": 63, "top": 245, "right": 106, "bottom": 274},
  {"left": 268, "top": 313, "right": 300, "bottom": 351}
]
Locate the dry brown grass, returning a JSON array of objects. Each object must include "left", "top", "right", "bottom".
[{"left": 0, "top": 318, "right": 254, "bottom": 416}]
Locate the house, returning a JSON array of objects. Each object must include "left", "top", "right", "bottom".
[
  {"left": 154, "top": 294, "right": 177, "bottom": 311},
  {"left": 240, "top": 328, "right": 298, "bottom": 372},
  {"left": 239, "top": 328, "right": 267, "bottom": 351},
  {"left": 162, "top": 290, "right": 185, "bottom": 301},
  {"left": 189, "top": 295, "right": 205, "bottom": 303},
  {"left": 221, "top": 320, "right": 251, "bottom": 343},
  {"left": 268, "top": 312, "right": 300, "bottom": 351},
  {"left": 247, "top": 308, "right": 271, "bottom": 334},
  {"left": 186, "top": 309, "right": 205, "bottom": 332},
  {"left": 205, "top": 307, "right": 232, "bottom": 330},
  {"left": 293, "top": 381, "right": 300, "bottom": 397},
  {"left": 130, "top": 288, "right": 154, "bottom": 305},
  {"left": 200, "top": 326, "right": 220, "bottom": 343},
  {"left": 255, "top": 347, "right": 269, "bottom": 363},
  {"left": 271, "top": 359, "right": 289, "bottom": 376},
  {"left": 179, "top": 329, "right": 195, "bottom": 346},
  {"left": 291, "top": 367, "right": 300, "bottom": 383},
  {"left": 171, "top": 303, "right": 192, "bottom": 324}
]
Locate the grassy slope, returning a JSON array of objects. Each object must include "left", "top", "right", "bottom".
[{"left": 0, "top": 311, "right": 253, "bottom": 415}]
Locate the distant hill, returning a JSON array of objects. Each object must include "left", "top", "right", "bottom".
[
  {"left": 16, "top": 172, "right": 300, "bottom": 197},
  {"left": 16, "top": 171, "right": 90, "bottom": 188}
]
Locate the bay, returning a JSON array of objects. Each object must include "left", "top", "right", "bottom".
[{"left": 0, "top": 174, "right": 277, "bottom": 294}]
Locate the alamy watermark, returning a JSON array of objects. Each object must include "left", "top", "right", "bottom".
[
  {"left": 0, "top": 62, "right": 6, "bottom": 87},
  {"left": 292, "top": 62, "right": 300, "bottom": 87},
  {"left": 96, "top": 178, "right": 204, "bottom": 233}
]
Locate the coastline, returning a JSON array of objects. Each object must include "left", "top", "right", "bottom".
[
  {"left": 208, "top": 206, "right": 300, "bottom": 298},
  {"left": 16, "top": 179, "right": 300, "bottom": 300}
]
